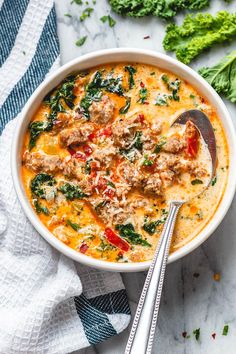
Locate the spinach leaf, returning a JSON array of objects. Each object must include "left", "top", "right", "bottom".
[
  {"left": 115, "top": 223, "right": 151, "bottom": 247},
  {"left": 138, "top": 88, "right": 148, "bottom": 103},
  {"left": 154, "top": 138, "right": 166, "bottom": 153},
  {"left": 143, "top": 209, "right": 168, "bottom": 235},
  {"left": 161, "top": 75, "right": 181, "bottom": 101},
  {"left": 133, "top": 131, "right": 143, "bottom": 150},
  {"left": 33, "top": 199, "right": 49, "bottom": 215},
  {"left": 80, "top": 70, "right": 124, "bottom": 118},
  {"left": 155, "top": 93, "right": 171, "bottom": 106},
  {"left": 28, "top": 120, "right": 53, "bottom": 150},
  {"left": 66, "top": 219, "right": 80, "bottom": 231},
  {"left": 44, "top": 75, "right": 76, "bottom": 121},
  {"left": 119, "top": 96, "right": 131, "bottom": 114},
  {"left": 60, "top": 183, "right": 87, "bottom": 200},
  {"left": 191, "top": 179, "right": 203, "bottom": 185},
  {"left": 125, "top": 65, "right": 137, "bottom": 89},
  {"left": 30, "top": 173, "right": 56, "bottom": 199}
]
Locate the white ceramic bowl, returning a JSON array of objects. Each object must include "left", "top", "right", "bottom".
[{"left": 11, "top": 48, "right": 236, "bottom": 272}]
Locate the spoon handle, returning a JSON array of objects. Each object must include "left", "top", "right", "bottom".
[{"left": 125, "top": 201, "right": 182, "bottom": 354}]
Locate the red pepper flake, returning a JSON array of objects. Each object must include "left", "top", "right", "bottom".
[
  {"left": 80, "top": 243, "right": 88, "bottom": 254},
  {"left": 193, "top": 272, "right": 200, "bottom": 278},
  {"left": 182, "top": 332, "right": 187, "bottom": 338},
  {"left": 140, "top": 81, "right": 145, "bottom": 88},
  {"left": 212, "top": 333, "right": 216, "bottom": 339},
  {"left": 143, "top": 35, "right": 150, "bottom": 39},
  {"left": 83, "top": 144, "right": 93, "bottom": 156},
  {"left": 144, "top": 101, "right": 149, "bottom": 105},
  {"left": 104, "top": 227, "right": 130, "bottom": 252}
]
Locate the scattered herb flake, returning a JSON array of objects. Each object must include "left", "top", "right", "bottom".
[
  {"left": 76, "top": 36, "right": 87, "bottom": 47},
  {"left": 193, "top": 328, "right": 200, "bottom": 341},
  {"left": 64, "top": 13, "right": 72, "bottom": 17},
  {"left": 80, "top": 7, "right": 93, "bottom": 21},
  {"left": 100, "top": 15, "right": 116, "bottom": 27},
  {"left": 222, "top": 325, "right": 229, "bottom": 336}
]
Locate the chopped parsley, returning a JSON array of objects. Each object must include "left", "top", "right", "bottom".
[
  {"left": 75, "top": 36, "right": 87, "bottom": 47},
  {"left": 142, "top": 154, "right": 154, "bottom": 166},
  {"left": 100, "top": 15, "right": 116, "bottom": 27},
  {"left": 60, "top": 183, "right": 87, "bottom": 200},
  {"left": 71, "top": 0, "right": 83, "bottom": 4},
  {"left": 115, "top": 223, "right": 151, "bottom": 247},
  {"left": 64, "top": 13, "right": 72, "bottom": 18}
]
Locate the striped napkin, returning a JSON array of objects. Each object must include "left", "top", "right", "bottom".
[{"left": 0, "top": 0, "right": 130, "bottom": 353}]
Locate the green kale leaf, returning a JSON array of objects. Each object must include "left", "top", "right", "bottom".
[
  {"left": 60, "top": 183, "right": 88, "bottom": 200},
  {"left": 28, "top": 120, "right": 53, "bottom": 150},
  {"left": 30, "top": 173, "right": 56, "bottom": 199},
  {"left": 125, "top": 65, "right": 137, "bottom": 89},
  {"left": 199, "top": 50, "right": 236, "bottom": 103},
  {"left": 109, "top": 0, "right": 209, "bottom": 20},
  {"left": 163, "top": 11, "right": 236, "bottom": 64},
  {"left": 115, "top": 223, "right": 151, "bottom": 247}
]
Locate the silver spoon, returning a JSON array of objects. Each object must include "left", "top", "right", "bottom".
[{"left": 125, "top": 109, "right": 216, "bottom": 354}]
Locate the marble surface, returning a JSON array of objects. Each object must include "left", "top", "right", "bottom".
[{"left": 54, "top": 1, "right": 236, "bottom": 353}]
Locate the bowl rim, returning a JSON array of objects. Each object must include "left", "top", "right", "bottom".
[{"left": 11, "top": 47, "right": 236, "bottom": 272}]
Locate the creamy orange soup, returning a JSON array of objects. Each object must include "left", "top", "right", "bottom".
[{"left": 21, "top": 63, "right": 228, "bottom": 263}]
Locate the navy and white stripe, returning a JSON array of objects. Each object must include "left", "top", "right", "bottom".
[{"left": 0, "top": 0, "right": 130, "bottom": 348}]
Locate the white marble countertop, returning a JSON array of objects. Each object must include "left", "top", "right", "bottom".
[{"left": 54, "top": 1, "right": 236, "bottom": 353}]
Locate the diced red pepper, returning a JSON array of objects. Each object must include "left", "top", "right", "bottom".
[
  {"left": 98, "top": 126, "right": 112, "bottom": 137},
  {"left": 144, "top": 102, "right": 149, "bottom": 105},
  {"left": 186, "top": 136, "right": 198, "bottom": 158},
  {"left": 88, "top": 132, "right": 96, "bottom": 141},
  {"left": 104, "top": 228, "right": 130, "bottom": 252},
  {"left": 74, "top": 152, "right": 86, "bottom": 161},
  {"left": 83, "top": 144, "right": 93, "bottom": 156},
  {"left": 104, "top": 188, "right": 115, "bottom": 199},
  {"left": 140, "top": 81, "right": 145, "bottom": 88},
  {"left": 80, "top": 243, "right": 89, "bottom": 254},
  {"left": 185, "top": 121, "right": 199, "bottom": 158},
  {"left": 68, "top": 147, "right": 76, "bottom": 156},
  {"left": 137, "top": 113, "right": 145, "bottom": 124}
]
